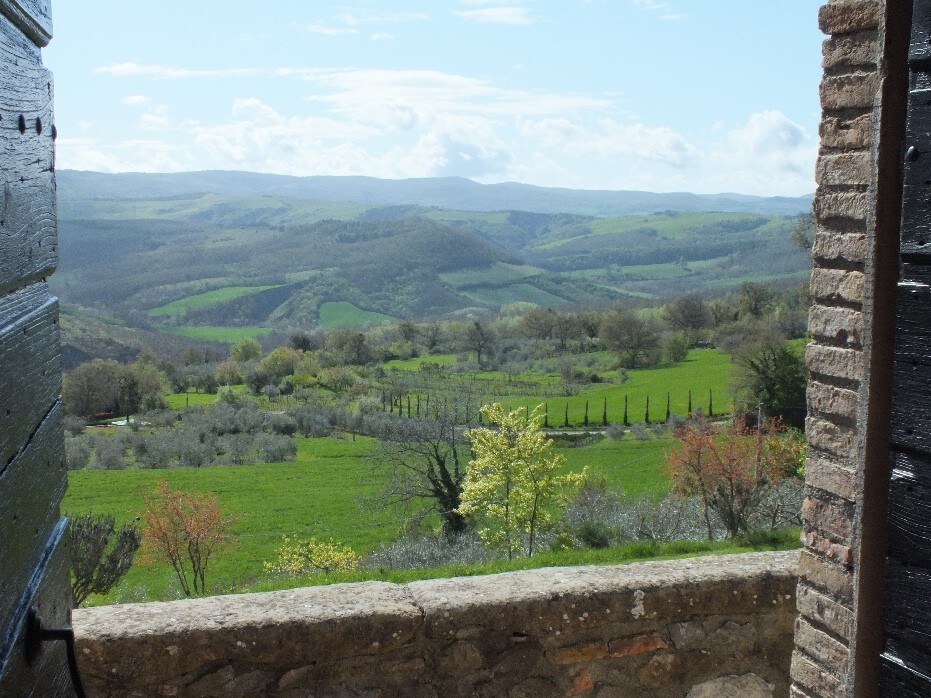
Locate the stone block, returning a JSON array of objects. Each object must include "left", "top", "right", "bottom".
[
  {"left": 820, "top": 113, "right": 873, "bottom": 149},
  {"left": 790, "top": 649, "right": 846, "bottom": 698},
  {"left": 820, "top": 72, "right": 880, "bottom": 110},
  {"left": 797, "top": 550, "right": 853, "bottom": 603},
  {"left": 815, "top": 152, "right": 871, "bottom": 187},
  {"left": 818, "top": 1, "right": 881, "bottom": 35},
  {"left": 802, "top": 493, "right": 855, "bottom": 542},
  {"left": 804, "top": 454, "right": 856, "bottom": 501},
  {"left": 808, "top": 305, "right": 862, "bottom": 347},
  {"left": 806, "top": 416, "right": 858, "bottom": 460},
  {"left": 801, "top": 530, "right": 853, "bottom": 566},
  {"left": 812, "top": 229, "right": 867, "bottom": 264},
  {"left": 607, "top": 634, "right": 667, "bottom": 657},
  {"left": 686, "top": 673, "right": 775, "bottom": 698},
  {"left": 795, "top": 583, "right": 853, "bottom": 641},
  {"left": 822, "top": 31, "right": 878, "bottom": 70},
  {"left": 806, "top": 344, "right": 862, "bottom": 383},
  {"left": 809, "top": 267, "right": 865, "bottom": 304},
  {"left": 814, "top": 191, "right": 871, "bottom": 222},
  {"left": 794, "top": 617, "right": 850, "bottom": 675},
  {"left": 807, "top": 380, "right": 859, "bottom": 422}
]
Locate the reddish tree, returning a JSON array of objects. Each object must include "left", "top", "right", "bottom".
[
  {"left": 665, "top": 416, "right": 803, "bottom": 539},
  {"left": 142, "top": 480, "right": 232, "bottom": 596}
]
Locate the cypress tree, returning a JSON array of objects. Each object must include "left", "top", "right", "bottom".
[
  {"left": 645, "top": 396, "right": 650, "bottom": 424},
  {"left": 602, "top": 397, "right": 608, "bottom": 426},
  {"left": 687, "top": 390, "right": 692, "bottom": 417},
  {"left": 416, "top": 394, "right": 421, "bottom": 418},
  {"left": 623, "top": 395, "right": 629, "bottom": 426},
  {"left": 564, "top": 402, "right": 570, "bottom": 428},
  {"left": 544, "top": 402, "right": 550, "bottom": 429},
  {"left": 709, "top": 389, "right": 714, "bottom": 417},
  {"left": 665, "top": 393, "right": 671, "bottom": 422},
  {"left": 583, "top": 400, "right": 589, "bottom": 426}
]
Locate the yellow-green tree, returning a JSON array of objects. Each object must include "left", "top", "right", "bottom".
[{"left": 458, "top": 403, "right": 584, "bottom": 559}]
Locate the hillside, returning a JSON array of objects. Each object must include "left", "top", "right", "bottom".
[
  {"left": 52, "top": 172, "right": 813, "bottom": 355},
  {"left": 57, "top": 170, "right": 811, "bottom": 218}
]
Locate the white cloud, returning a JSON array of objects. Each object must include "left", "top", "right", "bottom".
[
  {"left": 301, "top": 22, "right": 359, "bottom": 36},
  {"left": 97, "top": 62, "right": 260, "bottom": 79},
  {"left": 632, "top": 0, "right": 684, "bottom": 20},
  {"left": 455, "top": 7, "right": 534, "bottom": 24},
  {"left": 122, "top": 95, "right": 150, "bottom": 107}
]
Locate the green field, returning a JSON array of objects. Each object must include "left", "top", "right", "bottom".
[
  {"left": 438, "top": 262, "right": 545, "bottom": 289},
  {"left": 461, "top": 283, "right": 569, "bottom": 308},
  {"left": 148, "top": 285, "right": 282, "bottom": 317},
  {"left": 318, "top": 302, "right": 396, "bottom": 328},
  {"left": 163, "top": 325, "right": 273, "bottom": 343},
  {"left": 63, "top": 430, "right": 675, "bottom": 604}
]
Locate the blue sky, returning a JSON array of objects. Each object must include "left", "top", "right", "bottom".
[{"left": 43, "top": 1, "right": 824, "bottom": 196}]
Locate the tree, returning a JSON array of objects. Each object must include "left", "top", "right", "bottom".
[
  {"left": 326, "top": 328, "right": 371, "bottom": 366},
  {"left": 738, "top": 282, "right": 775, "bottom": 319},
  {"left": 231, "top": 337, "right": 262, "bottom": 363},
  {"left": 465, "top": 320, "right": 493, "bottom": 365},
  {"left": 665, "top": 416, "right": 804, "bottom": 539},
  {"left": 370, "top": 402, "right": 469, "bottom": 535},
  {"left": 599, "top": 308, "right": 661, "bottom": 368},
  {"left": 69, "top": 513, "right": 141, "bottom": 607},
  {"left": 663, "top": 293, "right": 710, "bottom": 340},
  {"left": 458, "top": 403, "right": 584, "bottom": 558},
  {"left": 734, "top": 336, "right": 807, "bottom": 428},
  {"left": 142, "top": 480, "right": 232, "bottom": 597}
]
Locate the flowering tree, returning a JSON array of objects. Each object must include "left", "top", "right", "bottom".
[
  {"left": 142, "top": 480, "right": 232, "bottom": 596},
  {"left": 458, "top": 403, "right": 584, "bottom": 558},
  {"left": 665, "top": 416, "right": 804, "bottom": 539}
]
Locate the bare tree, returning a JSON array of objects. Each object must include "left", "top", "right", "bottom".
[{"left": 369, "top": 402, "right": 470, "bottom": 536}]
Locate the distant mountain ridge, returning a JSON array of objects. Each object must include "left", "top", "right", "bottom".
[{"left": 57, "top": 170, "right": 812, "bottom": 218}]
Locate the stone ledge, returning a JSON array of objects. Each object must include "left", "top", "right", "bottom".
[{"left": 73, "top": 551, "right": 799, "bottom": 697}]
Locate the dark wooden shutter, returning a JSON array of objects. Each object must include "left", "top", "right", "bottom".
[
  {"left": 882, "top": 0, "right": 931, "bottom": 692},
  {"left": 0, "top": 0, "right": 74, "bottom": 694}
]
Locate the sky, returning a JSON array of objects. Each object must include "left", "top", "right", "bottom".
[{"left": 42, "top": 1, "right": 825, "bottom": 197}]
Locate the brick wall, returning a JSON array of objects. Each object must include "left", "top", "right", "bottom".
[{"left": 793, "top": 1, "right": 907, "bottom": 696}]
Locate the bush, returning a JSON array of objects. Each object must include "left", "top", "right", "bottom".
[{"left": 264, "top": 536, "right": 360, "bottom": 577}]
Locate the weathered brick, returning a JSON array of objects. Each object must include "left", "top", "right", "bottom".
[
  {"left": 795, "top": 617, "right": 850, "bottom": 676},
  {"left": 812, "top": 230, "right": 867, "bottom": 264},
  {"left": 814, "top": 191, "right": 871, "bottom": 222},
  {"left": 569, "top": 667, "right": 594, "bottom": 695},
  {"left": 607, "top": 634, "right": 668, "bottom": 658},
  {"left": 822, "top": 31, "right": 878, "bottom": 70},
  {"left": 819, "top": 1, "right": 881, "bottom": 35},
  {"left": 791, "top": 649, "right": 846, "bottom": 698},
  {"left": 552, "top": 642, "right": 608, "bottom": 665},
  {"left": 796, "top": 583, "right": 853, "bottom": 641},
  {"left": 802, "top": 530, "right": 853, "bottom": 566},
  {"left": 808, "top": 380, "right": 859, "bottom": 422},
  {"left": 815, "top": 152, "right": 871, "bottom": 187},
  {"left": 820, "top": 113, "right": 873, "bottom": 149},
  {"left": 805, "top": 454, "right": 857, "bottom": 501},
  {"left": 802, "top": 494, "right": 855, "bottom": 543},
  {"left": 806, "top": 417, "right": 858, "bottom": 460},
  {"left": 808, "top": 305, "right": 862, "bottom": 347},
  {"left": 810, "top": 268, "right": 865, "bottom": 304},
  {"left": 806, "top": 344, "right": 862, "bottom": 383},
  {"left": 790, "top": 685, "right": 815, "bottom": 698},
  {"left": 798, "top": 550, "right": 853, "bottom": 603},
  {"left": 821, "top": 72, "right": 880, "bottom": 110}
]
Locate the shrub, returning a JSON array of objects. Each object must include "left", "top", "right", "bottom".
[{"left": 264, "top": 536, "right": 360, "bottom": 577}]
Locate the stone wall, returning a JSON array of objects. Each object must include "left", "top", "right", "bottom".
[
  {"left": 793, "top": 1, "right": 907, "bottom": 695},
  {"left": 73, "top": 551, "right": 797, "bottom": 697}
]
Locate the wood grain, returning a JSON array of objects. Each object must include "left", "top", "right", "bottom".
[
  {"left": 901, "top": 88, "right": 931, "bottom": 258},
  {"left": 0, "top": 12, "right": 56, "bottom": 294},
  {"left": 0, "top": 0, "right": 51, "bottom": 47},
  {"left": 0, "top": 283, "right": 60, "bottom": 473},
  {"left": 880, "top": 652, "right": 931, "bottom": 697},
  {"left": 0, "top": 400, "right": 65, "bottom": 654},
  {"left": 887, "top": 453, "right": 931, "bottom": 563},
  {"left": 890, "top": 283, "right": 931, "bottom": 451}
]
